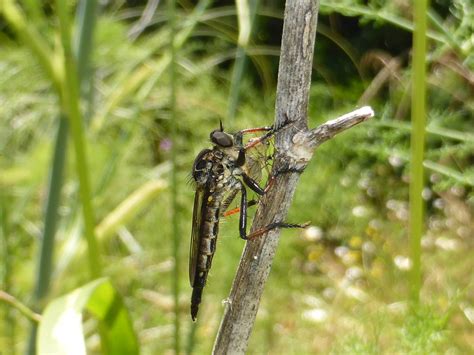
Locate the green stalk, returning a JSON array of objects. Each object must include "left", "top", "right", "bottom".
[
  {"left": 26, "top": 116, "right": 69, "bottom": 355},
  {"left": 168, "top": 0, "right": 181, "bottom": 353},
  {"left": 185, "top": 322, "right": 198, "bottom": 355},
  {"left": 32, "top": 116, "right": 68, "bottom": 300},
  {"left": 0, "top": 291, "right": 42, "bottom": 324},
  {"left": 227, "top": 0, "right": 259, "bottom": 123},
  {"left": 27, "top": 1, "right": 99, "bottom": 353},
  {"left": 74, "top": 0, "right": 99, "bottom": 121},
  {"left": 1, "top": 195, "right": 15, "bottom": 350},
  {"left": 409, "top": 0, "right": 429, "bottom": 305},
  {"left": 319, "top": 1, "right": 457, "bottom": 51},
  {"left": 227, "top": 46, "right": 248, "bottom": 122},
  {"left": 55, "top": 0, "right": 101, "bottom": 277}
]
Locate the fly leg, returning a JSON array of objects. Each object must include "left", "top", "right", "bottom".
[
  {"left": 239, "top": 184, "right": 249, "bottom": 240},
  {"left": 242, "top": 173, "right": 265, "bottom": 195},
  {"left": 222, "top": 200, "right": 257, "bottom": 217},
  {"left": 220, "top": 188, "right": 257, "bottom": 218},
  {"left": 243, "top": 114, "right": 296, "bottom": 151},
  {"left": 238, "top": 182, "right": 309, "bottom": 240},
  {"left": 233, "top": 126, "right": 273, "bottom": 148},
  {"left": 239, "top": 126, "right": 273, "bottom": 135},
  {"left": 220, "top": 190, "right": 239, "bottom": 216},
  {"left": 263, "top": 166, "right": 307, "bottom": 194},
  {"left": 244, "top": 167, "right": 308, "bottom": 239},
  {"left": 246, "top": 221, "right": 310, "bottom": 240}
]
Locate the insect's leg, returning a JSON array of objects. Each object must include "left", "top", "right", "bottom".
[
  {"left": 244, "top": 130, "right": 275, "bottom": 151},
  {"left": 263, "top": 166, "right": 307, "bottom": 195},
  {"left": 239, "top": 126, "right": 273, "bottom": 135},
  {"left": 223, "top": 200, "right": 257, "bottom": 217},
  {"left": 242, "top": 173, "right": 265, "bottom": 195},
  {"left": 244, "top": 115, "right": 299, "bottom": 151},
  {"left": 239, "top": 185, "right": 248, "bottom": 240},
  {"left": 220, "top": 190, "right": 239, "bottom": 216},
  {"left": 247, "top": 221, "right": 310, "bottom": 240}
]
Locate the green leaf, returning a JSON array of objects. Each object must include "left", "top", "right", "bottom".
[
  {"left": 236, "top": 0, "right": 251, "bottom": 46},
  {"left": 37, "top": 278, "right": 139, "bottom": 355}
]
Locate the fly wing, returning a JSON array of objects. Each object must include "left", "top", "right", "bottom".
[
  {"left": 189, "top": 185, "right": 205, "bottom": 287},
  {"left": 245, "top": 137, "right": 274, "bottom": 182}
]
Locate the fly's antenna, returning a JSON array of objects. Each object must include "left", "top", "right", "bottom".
[{"left": 219, "top": 119, "right": 224, "bottom": 132}]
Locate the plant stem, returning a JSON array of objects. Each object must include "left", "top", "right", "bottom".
[
  {"left": 55, "top": 0, "right": 102, "bottom": 277},
  {"left": 0, "top": 195, "right": 15, "bottom": 350},
  {"left": 0, "top": 291, "right": 42, "bottom": 324},
  {"left": 74, "top": 0, "right": 99, "bottom": 121},
  {"left": 33, "top": 116, "right": 69, "bottom": 303},
  {"left": 227, "top": 0, "right": 260, "bottom": 123},
  {"left": 168, "top": 0, "right": 181, "bottom": 353},
  {"left": 409, "top": 0, "right": 429, "bottom": 305}
]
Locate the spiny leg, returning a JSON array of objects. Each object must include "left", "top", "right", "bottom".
[
  {"left": 239, "top": 126, "right": 273, "bottom": 135},
  {"left": 242, "top": 172, "right": 265, "bottom": 195},
  {"left": 243, "top": 116, "right": 296, "bottom": 151},
  {"left": 239, "top": 184, "right": 248, "bottom": 240},
  {"left": 222, "top": 200, "right": 257, "bottom": 217},
  {"left": 220, "top": 190, "right": 239, "bottom": 216},
  {"left": 247, "top": 221, "right": 310, "bottom": 240},
  {"left": 244, "top": 167, "right": 308, "bottom": 240}
]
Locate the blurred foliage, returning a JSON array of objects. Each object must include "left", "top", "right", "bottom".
[{"left": 0, "top": 0, "right": 473, "bottom": 354}]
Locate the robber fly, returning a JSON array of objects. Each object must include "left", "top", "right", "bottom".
[{"left": 189, "top": 121, "right": 303, "bottom": 321}]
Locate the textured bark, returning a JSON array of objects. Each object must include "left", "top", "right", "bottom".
[{"left": 212, "top": 1, "right": 373, "bottom": 354}]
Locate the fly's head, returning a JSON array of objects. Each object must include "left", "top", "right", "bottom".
[
  {"left": 210, "top": 120, "right": 234, "bottom": 148},
  {"left": 209, "top": 121, "right": 244, "bottom": 165}
]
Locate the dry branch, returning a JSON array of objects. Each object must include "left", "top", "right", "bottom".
[{"left": 213, "top": 1, "right": 374, "bottom": 354}]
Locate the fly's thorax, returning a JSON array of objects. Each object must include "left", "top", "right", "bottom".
[{"left": 219, "top": 145, "right": 242, "bottom": 163}]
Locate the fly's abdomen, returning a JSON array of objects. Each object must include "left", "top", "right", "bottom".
[{"left": 195, "top": 204, "right": 220, "bottom": 286}]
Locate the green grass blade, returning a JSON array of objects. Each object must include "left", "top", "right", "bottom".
[
  {"left": 409, "top": 0, "right": 429, "bottom": 304},
  {"left": 424, "top": 160, "right": 474, "bottom": 187},
  {"left": 168, "top": 0, "right": 181, "bottom": 352},
  {"left": 33, "top": 116, "right": 69, "bottom": 303},
  {"left": 55, "top": 0, "right": 102, "bottom": 277},
  {"left": 0, "top": 195, "right": 15, "bottom": 350},
  {"left": 369, "top": 120, "right": 474, "bottom": 143},
  {"left": 319, "top": 1, "right": 456, "bottom": 52},
  {"left": 227, "top": 0, "right": 259, "bottom": 123},
  {"left": 26, "top": 1, "right": 100, "bottom": 352},
  {"left": 74, "top": 0, "right": 99, "bottom": 120},
  {"left": 26, "top": 116, "right": 70, "bottom": 355},
  {"left": 0, "top": 291, "right": 41, "bottom": 324}
]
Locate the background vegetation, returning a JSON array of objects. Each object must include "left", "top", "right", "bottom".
[{"left": 0, "top": 0, "right": 473, "bottom": 353}]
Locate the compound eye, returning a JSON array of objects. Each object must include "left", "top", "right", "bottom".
[{"left": 210, "top": 131, "right": 233, "bottom": 147}]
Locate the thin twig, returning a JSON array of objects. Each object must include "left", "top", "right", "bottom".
[{"left": 0, "top": 290, "right": 42, "bottom": 323}]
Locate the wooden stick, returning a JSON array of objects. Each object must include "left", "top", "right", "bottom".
[{"left": 212, "top": 1, "right": 374, "bottom": 353}]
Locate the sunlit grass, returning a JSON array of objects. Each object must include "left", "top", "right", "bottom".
[
  {"left": 0, "top": 1, "right": 473, "bottom": 353},
  {"left": 409, "top": 0, "right": 429, "bottom": 304}
]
